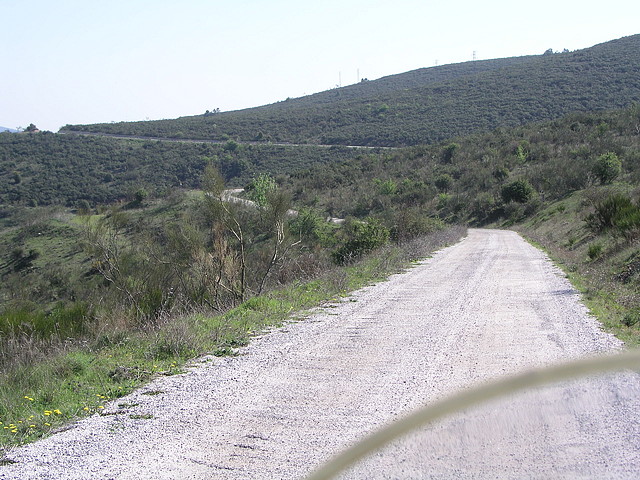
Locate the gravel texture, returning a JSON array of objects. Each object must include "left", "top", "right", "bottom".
[{"left": 1, "top": 228, "right": 638, "bottom": 479}]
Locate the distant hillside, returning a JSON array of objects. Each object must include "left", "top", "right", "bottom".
[
  {"left": 280, "top": 104, "right": 640, "bottom": 223},
  {"left": 0, "top": 127, "right": 17, "bottom": 133},
  {"left": 0, "top": 133, "right": 369, "bottom": 208},
  {"left": 63, "top": 34, "right": 640, "bottom": 147}
]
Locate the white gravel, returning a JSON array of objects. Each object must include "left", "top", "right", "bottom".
[{"left": 2, "top": 228, "right": 638, "bottom": 479}]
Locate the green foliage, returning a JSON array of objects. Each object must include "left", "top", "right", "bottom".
[
  {"left": 0, "top": 302, "right": 91, "bottom": 339},
  {"left": 586, "top": 193, "right": 640, "bottom": 239},
  {"left": 441, "top": 143, "right": 459, "bottom": 163},
  {"left": 133, "top": 188, "right": 148, "bottom": 204},
  {"left": 622, "top": 308, "right": 640, "bottom": 327},
  {"left": 434, "top": 174, "right": 453, "bottom": 192},
  {"left": 471, "top": 193, "right": 501, "bottom": 224},
  {"left": 76, "top": 199, "right": 91, "bottom": 214},
  {"left": 223, "top": 140, "right": 240, "bottom": 152},
  {"left": 493, "top": 166, "right": 509, "bottom": 181},
  {"left": 587, "top": 242, "right": 604, "bottom": 260},
  {"left": 332, "top": 219, "right": 390, "bottom": 265},
  {"left": 289, "top": 208, "right": 332, "bottom": 244},
  {"left": 501, "top": 179, "right": 535, "bottom": 203},
  {"left": 280, "top": 105, "right": 640, "bottom": 228},
  {"left": 247, "top": 174, "right": 277, "bottom": 207},
  {"left": 391, "top": 210, "right": 445, "bottom": 243},
  {"left": 374, "top": 179, "right": 397, "bottom": 195},
  {"left": 201, "top": 162, "right": 225, "bottom": 196},
  {"left": 592, "top": 152, "right": 622, "bottom": 184},
  {"left": 515, "top": 142, "right": 530, "bottom": 162}
]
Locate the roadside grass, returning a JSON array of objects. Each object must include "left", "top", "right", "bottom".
[
  {"left": 516, "top": 189, "right": 640, "bottom": 347},
  {"left": 0, "top": 226, "right": 466, "bottom": 452}
]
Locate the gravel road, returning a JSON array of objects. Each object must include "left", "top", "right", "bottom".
[{"left": 2, "top": 229, "right": 639, "bottom": 479}]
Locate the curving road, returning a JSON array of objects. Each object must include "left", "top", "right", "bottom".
[
  {"left": 58, "top": 130, "right": 394, "bottom": 150},
  {"left": 1, "top": 229, "right": 639, "bottom": 479}
]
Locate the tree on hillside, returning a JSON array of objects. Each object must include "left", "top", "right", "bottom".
[
  {"left": 247, "top": 174, "right": 277, "bottom": 207},
  {"left": 441, "top": 143, "right": 459, "bottom": 163},
  {"left": 593, "top": 152, "right": 622, "bottom": 184},
  {"left": 501, "top": 179, "right": 535, "bottom": 203},
  {"left": 202, "top": 164, "right": 247, "bottom": 303},
  {"left": 254, "top": 179, "right": 297, "bottom": 294}
]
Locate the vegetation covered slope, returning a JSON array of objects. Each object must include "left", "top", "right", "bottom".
[
  {"left": 0, "top": 132, "right": 372, "bottom": 208},
  {"left": 279, "top": 105, "right": 640, "bottom": 222},
  {"left": 62, "top": 34, "right": 640, "bottom": 146}
]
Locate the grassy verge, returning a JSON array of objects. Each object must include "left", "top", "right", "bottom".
[
  {"left": 0, "top": 226, "right": 465, "bottom": 452},
  {"left": 521, "top": 232, "right": 640, "bottom": 347},
  {"left": 515, "top": 191, "right": 640, "bottom": 347}
]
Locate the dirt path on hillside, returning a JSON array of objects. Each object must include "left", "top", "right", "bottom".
[{"left": 2, "top": 229, "right": 639, "bottom": 479}]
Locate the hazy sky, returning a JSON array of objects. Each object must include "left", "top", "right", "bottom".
[{"left": 2, "top": 0, "right": 639, "bottom": 132}]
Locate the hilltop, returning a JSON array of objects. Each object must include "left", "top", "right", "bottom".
[{"left": 62, "top": 34, "right": 640, "bottom": 146}]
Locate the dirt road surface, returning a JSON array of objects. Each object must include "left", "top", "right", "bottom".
[{"left": 2, "top": 229, "right": 639, "bottom": 479}]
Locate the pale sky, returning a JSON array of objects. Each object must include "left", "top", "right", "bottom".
[{"left": 2, "top": 0, "right": 639, "bottom": 132}]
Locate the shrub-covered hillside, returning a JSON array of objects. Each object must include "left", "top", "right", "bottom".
[
  {"left": 0, "top": 132, "right": 372, "bottom": 208},
  {"left": 279, "top": 104, "right": 640, "bottom": 225},
  {"left": 63, "top": 35, "right": 640, "bottom": 147}
]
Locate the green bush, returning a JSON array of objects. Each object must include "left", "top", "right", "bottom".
[
  {"left": 391, "top": 211, "right": 444, "bottom": 242},
  {"left": 332, "top": 219, "right": 390, "bottom": 265},
  {"left": 0, "top": 302, "right": 91, "bottom": 339},
  {"left": 247, "top": 173, "right": 277, "bottom": 207},
  {"left": 434, "top": 174, "right": 453, "bottom": 192},
  {"left": 501, "top": 179, "right": 534, "bottom": 203},
  {"left": 441, "top": 143, "right": 459, "bottom": 163},
  {"left": 592, "top": 152, "right": 622, "bottom": 184},
  {"left": 374, "top": 179, "right": 398, "bottom": 196},
  {"left": 289, "top": 208, "right": 333, "bottom": 245},
  {"left": 622, "top": 308, "right": 640, "bottom": 327},
  {"left": 586, "top": 193, "right": 640, "bottom": 238},
  {"left": 587, "top": 242, "right": 603, "bottom": 260}
]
